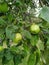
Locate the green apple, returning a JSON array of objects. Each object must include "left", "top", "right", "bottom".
[
  {"left": 13, "top": 33, "right": 22, "bottom": 43},
  {"left": 30, "top": 24, "right": 40, "bottom": 34}
]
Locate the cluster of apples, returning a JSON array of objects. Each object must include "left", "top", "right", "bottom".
[
  {"left": 13, "top": 23, "right": 40, "bottom": 43},
  {"left": 0, "top": 23, "right": 40, "bottom": 51}
]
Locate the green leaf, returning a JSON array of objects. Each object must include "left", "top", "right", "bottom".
[
  {"left": 0, "top": 17, "right": 6, "bottom": 26},
  {"left": 19, "top": 53, "right": 29, "bottom": 65},
  {"left": 22, "top": 30, "right": 32, "bottom": 39},
  {"left": 30, "top": 35, "right": 39, "bottom": 46},
  {"left": 16, "top": 0, "right": 22, "bottom": 6},
  {"left": 7, "top": 14, "right": 14, "bottom": 22},
  {"left": 46, "top": 38, "right": 49, "bottom": 49},
  {"left": 36, "top": 39, "right": 44, "bottom": 51},
  {"left": 0, "top": 51, "right": 4, "bottom": 58},
  {"left": 39, "top": 6, "right": 49, "bottom": 22},
  {"left": 0, "top": 3, "right": 8, "bottom": 13},
  {"left": 6, "top": 25, "right": 18, "bottom": 40},
  {"left": 4, "top": 59, "right": 14, "bottom": 65},
  {"left": 0, "top": 32, "right": 5, "bottom": 41},
  {"left": 35, "top": 50, "right": 41, "bottom": 65},
  {"left": 3, "top": 50, "right": 13, "bottom": 64},
  {"left": 44, "top": 49, "right": 49, "bottom": 65},
  {"left": 10, "top": 45, "right": 23, "bottom": 54},
  {"left": 4, "top": 52, "right": 13, "bottom": 61},
  {"left": 6, "top": 28, "right": 14, "bottom": 40},
  {"left": 27, "top": 52, "right": 36, "bottom": 65},
  {"left": 14, "top": 54, "right": 23, "bottom": 65},
  {"left": 0, "top": 59, "right": 2, "bottom": 65},
  {"left": 23, "top": 43, "right": 30, "bottom": 53}
]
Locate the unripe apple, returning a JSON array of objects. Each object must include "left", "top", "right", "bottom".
[
  {"left": 13, "top": 33, "right": 22, "bottom": 43},
  {"left": 30, "top": 24, "right": 40, "bottom": 34}
]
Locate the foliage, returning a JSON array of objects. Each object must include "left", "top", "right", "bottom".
[{"left": 0, "top": 0, "right": 49, "bottom": 65}]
